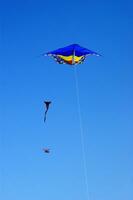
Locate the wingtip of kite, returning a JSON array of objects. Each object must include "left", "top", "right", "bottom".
[{"left": 95, "top": 52, "right": 102, "bottom": 57}]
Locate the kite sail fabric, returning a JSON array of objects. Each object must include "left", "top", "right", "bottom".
[{"left": 46, "top": 44, "right": 101, "bottom": 65}]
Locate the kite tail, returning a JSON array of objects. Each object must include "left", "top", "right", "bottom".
[{"left": 44, "top": 110, "right": 47, "bottom": 123}]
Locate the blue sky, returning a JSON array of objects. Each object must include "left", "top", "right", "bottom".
[{"left": 0, "top": 0, "right": 133, "bottom": 200}]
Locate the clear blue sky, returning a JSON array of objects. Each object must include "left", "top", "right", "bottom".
[{"left": 0, "top": 0, "right": 133, "bottom": 200}]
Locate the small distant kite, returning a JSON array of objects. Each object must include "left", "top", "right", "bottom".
[
  {"left": 45, "top": 44, "right": 101, "bottom": 65},
  {"left": 43, "top": 148, "right": 50, "bottom": 153},
  {"left": 44, "top": 101, "right": 51, "bottom": 123}
]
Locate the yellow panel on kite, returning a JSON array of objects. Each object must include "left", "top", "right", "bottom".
[{"left": 57, "top": 55, "right": 84, "bottom": 64}]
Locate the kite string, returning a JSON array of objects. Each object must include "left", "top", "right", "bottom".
[{"left": 74, "top": 67, "right": 90, "bottom": 200}]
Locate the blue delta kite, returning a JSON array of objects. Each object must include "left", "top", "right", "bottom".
[{"left": 46, "top": 44, "right": 101, "bottom": 65}]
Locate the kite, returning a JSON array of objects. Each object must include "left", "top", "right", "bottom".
[
  {"left": 44, "top": 101, "right": 51, "bottom": 123},
  {"left": 45, "top": 44, "right": 101, "bottom": 65},
  {"left": 43, "top": 148, "right": 50, "bottom": 153}
]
